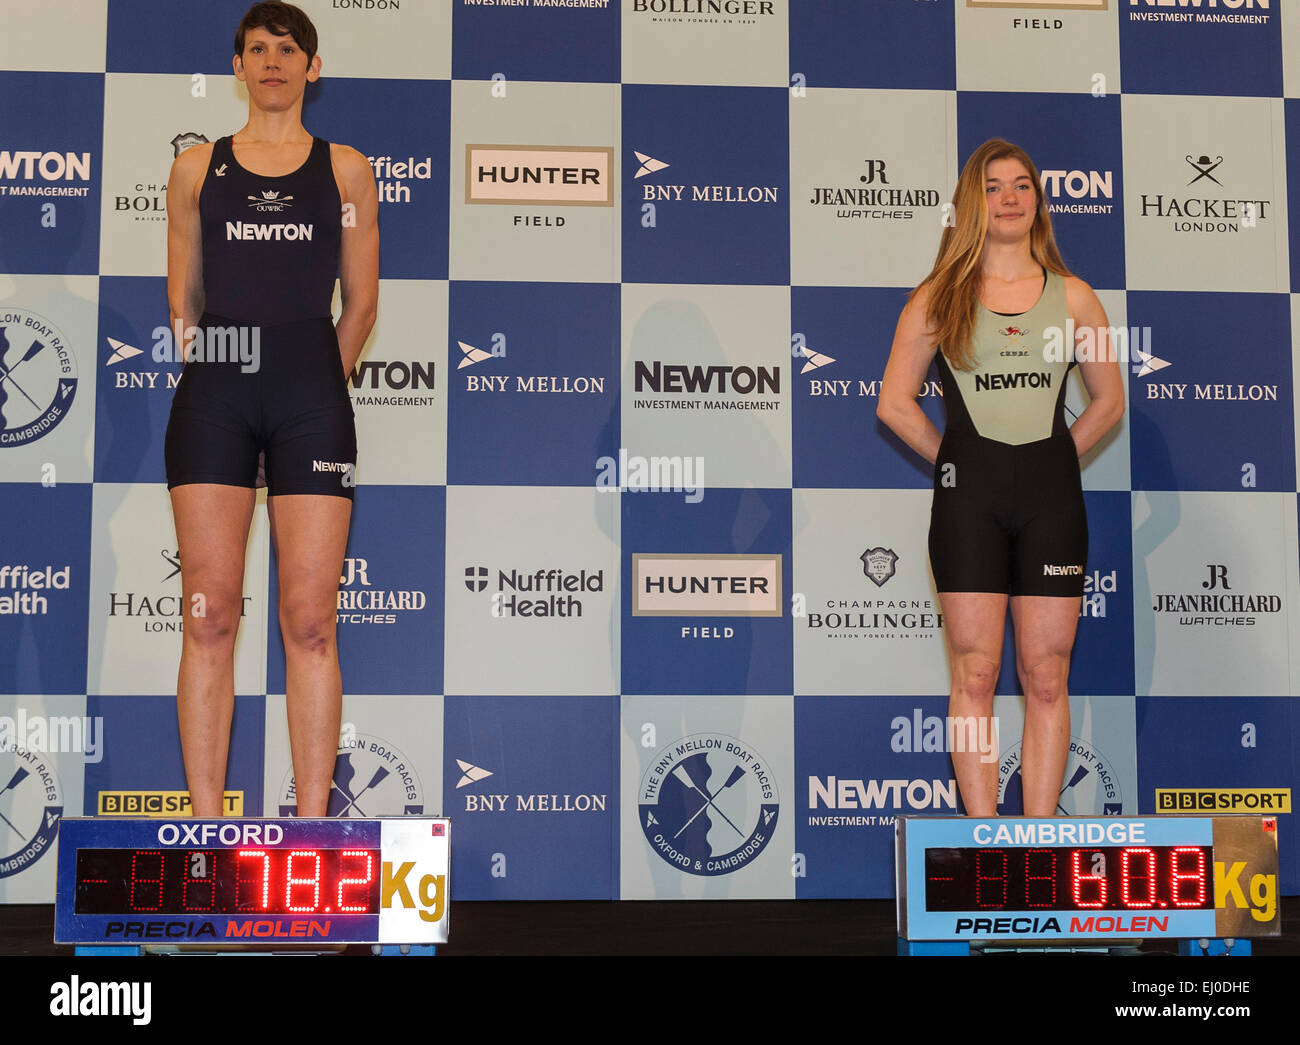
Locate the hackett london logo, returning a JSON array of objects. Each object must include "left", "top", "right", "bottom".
[
  {"left": 1186, "top": 154, "right": 1222, "bottom": 186},
  {"left": 1138, "top": 151, "right": 1271, "bottom": 234},
  {"left": 108, "top": 549, "right": 251, "bottom": 634}
]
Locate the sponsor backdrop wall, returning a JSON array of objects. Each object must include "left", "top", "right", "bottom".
[{"left": 1, "top": 0, "right": 1299, "bottom": 905}]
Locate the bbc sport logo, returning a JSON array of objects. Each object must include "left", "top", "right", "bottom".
[{"left": 1155, "top": 788, "right": 1290, "bottom": 813}]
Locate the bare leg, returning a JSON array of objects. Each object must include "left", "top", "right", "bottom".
[
  {"left": 171, "top": 484, "right": 257, "bottom": 817},
  {"left": 268, "top": 494, "right": 352, "bottom": 817},
  {"left": 1010, "top": 595, "right": 1080, "bottom": 817},
  {"left": 938, "top": 592, "right": 1007, "bottom": 817}
]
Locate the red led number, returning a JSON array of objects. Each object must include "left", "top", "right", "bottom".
[
  {"left": 1119, "top": 848, "right": 1155, "bottom": 907},
  {"left": 1070, "top": 850, "right": 1107, "bottom": 908},
  {"left": 337, "top": 850, "right": 374, "bottom": 913},
  {"left": 285, "top": 850, "right": 322, "bottom": 912},
  {"left": 129, "top": 850, "right": 164, "bottom": 912},
  {"left": 1171, "top": 847, "right": 1207, "bottom": 908}
]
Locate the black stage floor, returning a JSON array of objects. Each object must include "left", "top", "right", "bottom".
[
  {"left": 5, "top": 897, "right": 1299, "bottom": 956},
  {"left": 7, "top": 899, "right": 1299, "bottom": 1029}
]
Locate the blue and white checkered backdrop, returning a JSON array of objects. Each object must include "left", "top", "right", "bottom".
[{"left": 2, "top": 0, "right": 1298, "bottom": 902}]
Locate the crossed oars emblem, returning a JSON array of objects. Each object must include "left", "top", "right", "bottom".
[{"left": 671, "top": 763, "right": 747, "bottom": 840}]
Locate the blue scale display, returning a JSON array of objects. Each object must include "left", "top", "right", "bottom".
[
  {"left": 896, "top": 816, "right": 1279, "bottom": 944},
  {"left": 55, "top": 818, "right": 450, "bottom": 947}
]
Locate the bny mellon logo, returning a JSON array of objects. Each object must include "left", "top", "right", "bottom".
[
  {"left": 106, "top": 338, "right": 143, "bottom": 365},
  {"left": 456, "top": 341, "right": 492, "bottom": 370},
  {"left": 455, "top": 760, "right": 493, "bottom": 789},
  {"left": 798, "top": 346, "right": 836, "bottom": 375},
  {"left": 634, "top": 151, "right": 669, "bottom": 179},
  {"left": 1133, "top": 348, "right": 1171, "bottom": 378}
]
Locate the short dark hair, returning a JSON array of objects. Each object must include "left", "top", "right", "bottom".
[{"left": 234, "top": 2, "right": 319, "bottom": 65}]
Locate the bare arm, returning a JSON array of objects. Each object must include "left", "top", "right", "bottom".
[
  {"left": 166, "top": 144, "right": 210, "bottom": 339},
  {"left": 332, "top": 144, "right": 379, "bottom": 376},
  {"left": 1065, "top": 277, "right": 1124, "bottom": 458},
  {"left": 877, "top": 284, "right": 943, "bottom": 465}
]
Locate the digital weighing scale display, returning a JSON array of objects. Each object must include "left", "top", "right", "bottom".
[
  {"left": 55, "top": 818, "right": 450, "bottom": 946},
  {"left": 74, "top": 847, "right": 383, "bottom": 915},
  {"left": 924, "top": 845, "right": 1215, "bottom": 912},
  {"left": 896, "top": 816, "right": 1279, "bottom": 942}
]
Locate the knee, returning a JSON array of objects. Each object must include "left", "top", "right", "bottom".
[
  {"left": 1019, "top": 655, "right": 1069, "bottom": 705},
  {"left": 182, "top": 593, "right": 243, "bottom": 651},
  {"left": 279, "top": 598, "right": 337, "bottom": 655},
  {"left": 952, "top": 652, "right": 999, "bottom": 701}
]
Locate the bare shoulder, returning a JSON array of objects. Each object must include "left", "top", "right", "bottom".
[
  {"left": 1063, "top": 274, "right": 1106, "bottom": 322},
  {"left": 167, "top": 142, "right": 212, "bottom": 206},
  {"left": 329, "top": 143, "right": 373, "bottom": 181},
  {"left": 171, "top": 141, "right": 213, "bottom": 174},
  {"left": 897, "top": 280, "right": 936, "bottom": 334}
]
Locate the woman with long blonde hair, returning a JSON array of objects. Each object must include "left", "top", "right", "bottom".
[{"left": 878, "top": 139, "right": 1123, "bottom": 817}]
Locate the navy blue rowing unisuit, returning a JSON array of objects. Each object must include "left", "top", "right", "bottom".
[{"left": 165, "top": 135, "right": 356, "bottom": 498}]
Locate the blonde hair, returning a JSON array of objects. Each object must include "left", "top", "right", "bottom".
[{"left": 914, "top": 139, "right": 1072, "bottom": 371}]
